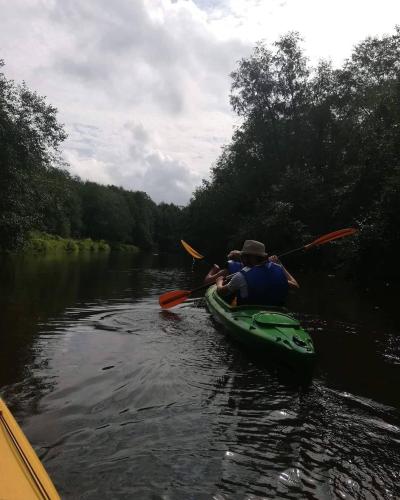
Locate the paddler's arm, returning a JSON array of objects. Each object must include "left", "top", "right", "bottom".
[
  {"left": 215, "top": 275, "right": 231, "bottom": 296},
  {"left": 284, "top": 268, "right": 300, "bottom": 288},
  {"left": 269, "top": 255, "right": 300, "bottom": 288},
  {"left": 216, "top": 272, "right": 243, "bottom": 297},
  {"left": 204, "top": 265, "right": 228, "bottom": 284}
]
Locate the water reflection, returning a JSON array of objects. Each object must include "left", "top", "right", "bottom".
[{"left": 0, "top": 254, "right": 399, "bottom": 499}]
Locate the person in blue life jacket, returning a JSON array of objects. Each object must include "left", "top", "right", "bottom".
[
  {"left": 215, "top": 240, "right": 299, "bottom": 306},
  {"left": 203, "top": 250, "right": 243, "bottom": 284}
]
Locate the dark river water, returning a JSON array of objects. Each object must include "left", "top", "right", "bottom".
[{"left": 0, "top": 253, "right": 400, "bottom": 499}]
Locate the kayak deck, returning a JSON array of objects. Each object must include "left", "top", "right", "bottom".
[
  {"left": 0, "top": 399, "right": 60, "bottom": 500},
  {"left": 205, "top": 285, "right": 315, "bottom": 360}
]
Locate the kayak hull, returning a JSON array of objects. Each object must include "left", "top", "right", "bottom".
[
  {"left": 205, "top": 285, "right": 315, "bottom": 363},
  {"left": 0, "top": 398, "right": 60, "bottom": 500}
]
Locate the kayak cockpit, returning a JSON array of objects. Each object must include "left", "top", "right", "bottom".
[{"left": 205, "top": 285, "right": 315, "bottom": 359}]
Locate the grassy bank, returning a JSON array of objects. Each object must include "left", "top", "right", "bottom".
[
  {"left": 110, "top": 242, "right": 141, "bottom": 253},
  {"left": 22, "top": 232, "right": 139, "bottom": 256}
]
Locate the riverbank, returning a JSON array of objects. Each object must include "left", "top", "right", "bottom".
[{"left": 20, "top": 232, "right": 139, "bottom": 256}]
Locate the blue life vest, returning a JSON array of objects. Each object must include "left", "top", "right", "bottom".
[
  {"left": 237, "top": 262, "right": 288, "bottom": 306},
  {"left": 227, "top": 260, "right": 243, "bottom": 274}
]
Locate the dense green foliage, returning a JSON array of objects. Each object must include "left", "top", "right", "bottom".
[
  {"left": 24, "top": 232, "right": 112, "bottom": 255},
  {"left": 2, "top": 28, "right": 400, "bottom": 277},
  {"left": 0, "top": 60, "right": 183, "bottom": 253},
  {"left": 0, "top": 59, "right": 67, "bottom": 249},
  {"left": 186, "top": 30, "right": 400, "bottom": 277}
]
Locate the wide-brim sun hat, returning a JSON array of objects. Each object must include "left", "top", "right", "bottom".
[{"left": 240, "top": 240, "right": 267, "bottom": 257}]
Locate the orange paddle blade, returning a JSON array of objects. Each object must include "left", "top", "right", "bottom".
[
  {"left": 159, "top": 290, "right": 191, "bottom": 309},
  {"left": 180, "top": 240, "right": 204, "bottom": 260},
  {"left": 305, "top": 228, "right": 357, "bottom": 249}
]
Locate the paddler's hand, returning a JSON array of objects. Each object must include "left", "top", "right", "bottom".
[
  {"left": 216, "top": 276, "right": 224, "bottom": 286},
  {"left": 215, "top": 275, "right": 229, "bottom": 296},
  {"left": 268, "top": 255, "right": 281, "bottom": 264}
]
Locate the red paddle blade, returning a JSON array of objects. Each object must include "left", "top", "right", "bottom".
[
  {"left": 159, "top": 290, "right": 191, "bottom": 309},
  {"left": 305, "top": 228, "right": 357, "bottom": 249}
]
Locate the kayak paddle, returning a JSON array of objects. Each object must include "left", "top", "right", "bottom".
[
  {"left": 180, "top": 240, "right": 205, "bottom": 260},
  {"left": 159, "top": 282, "right": 212, "bottom": 309},
  {"left": 181, "top": 228, "right": 358, "bottom": 262},
  {"left": 278, "top": 228, "right": 357, "bottom": 258}
]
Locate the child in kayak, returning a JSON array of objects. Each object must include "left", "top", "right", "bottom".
[{"left": 203, "top": 250, "right": 243, "bottom": 284}]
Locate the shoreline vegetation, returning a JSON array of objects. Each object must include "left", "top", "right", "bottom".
[
  {"left": 20, "top": 232, "right": 139, "bottom": 256},
  {"left": 0, "top": 60, "right": 183, "bottom": 257},
  {"left": 184, "top": 30, "right": 400, "bottom": 280},
  {"left": 2, "top": 29, "right": 400, "bottom": 279}
]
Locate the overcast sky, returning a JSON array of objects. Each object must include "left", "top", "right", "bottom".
[{"left": 1, "top": 0, "right": 400, "bottom": 204}]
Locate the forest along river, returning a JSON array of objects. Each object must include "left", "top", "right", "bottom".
[{"left": 0, "top": 253, "right": 400, "bottom": 500}]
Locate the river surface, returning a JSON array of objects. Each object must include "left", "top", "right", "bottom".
[{"left": 0, "top": 253, "right": 400, "bottom": 499}]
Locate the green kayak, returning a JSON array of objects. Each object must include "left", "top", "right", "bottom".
[{"left": 205, "top": 285, "right": 315, "bottom": 361}]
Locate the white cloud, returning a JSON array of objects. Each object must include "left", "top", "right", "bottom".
[
  {"left": 64, "top": 119, "right": 200, "bottom": 204},
  {"left": 1, "top": 0, "right": 400, "bottom": 204}
]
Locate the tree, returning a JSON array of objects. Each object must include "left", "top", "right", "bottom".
[
  {"left": 0, "top": 60, "right": 67, "bottom": 249},
  {"left": 187, "top": 29, "right": 400, "bottom": 278},
  {"left": 155, "top": 202, "right": 184, "bottom": 253},
  {"left": 38, "top": 168, "right": 82, "bottom": 238},
  {"left": 80, "top": 183, "right": 131, "bottom": 243}
]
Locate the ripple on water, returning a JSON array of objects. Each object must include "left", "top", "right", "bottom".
[
  {"left": 3, "top": 290, "right": 400, "bottom": 499},
  {"left": 376, "top": 332, "right": 400, "bottom": 365}
]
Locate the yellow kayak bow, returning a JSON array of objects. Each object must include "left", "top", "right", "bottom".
[{"left": 0, "top": 398, "right": 60, "bottom": 500}]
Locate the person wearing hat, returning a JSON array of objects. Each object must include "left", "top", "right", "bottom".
[
  {"left": 215, "top": 240, "right": 299, "bottom": 306},
  {"left": 203, "top": 249, "right": 243, "bottom": 285}
]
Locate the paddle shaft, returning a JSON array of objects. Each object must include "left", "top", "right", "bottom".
[
  {"left": 278, "top": 246, "right": 307, "bottom": 258},
  {"left": 184, "top": 228, "right": 356, "bottom": 264},
  {"left": 278, "top": 228, "right": 357, "bottom": 258},
  {"left": 191, "top": 272, "right": 236, "bottom": 294},
  {"left": 159, "top": 272, "right": 237, "bottom": 308}
]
